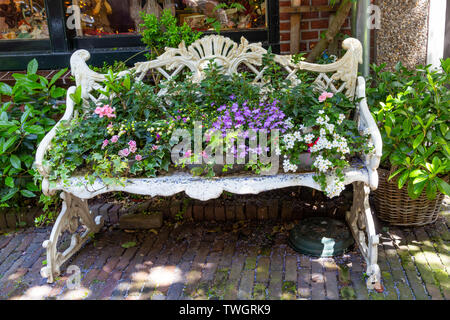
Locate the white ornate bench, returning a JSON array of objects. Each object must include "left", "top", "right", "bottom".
[{"left": 35, "top": 35, "right": 383, "bottom": 290}]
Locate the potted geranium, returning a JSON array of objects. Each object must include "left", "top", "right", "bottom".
[{"left": 367, "top": 59, "right": 450, "bottom": 226}]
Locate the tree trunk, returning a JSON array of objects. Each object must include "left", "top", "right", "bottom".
[{"left": 306, "top": 0, "right": 353, "bottom": 62}]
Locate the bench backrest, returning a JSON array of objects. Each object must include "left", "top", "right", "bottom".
[{"left": 70, "top": 35, "right": 362, "bottom": 106}]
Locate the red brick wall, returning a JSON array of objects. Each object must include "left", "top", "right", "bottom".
[{"left": 279, "top": 0, "right": 352, "bottom": 55}]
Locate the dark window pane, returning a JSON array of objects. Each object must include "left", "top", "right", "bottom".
[
  {"left": 65, "top": 0, "right": 266, "bottom": 38},
  {"left": 0, "top": 0, "right": 49, "bottom": 41}
]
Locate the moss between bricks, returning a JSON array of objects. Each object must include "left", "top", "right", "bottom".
[
  {"left": 281, "top": 281, "right": 296, "bottom": 300},
  {"left": 339, "top": 286, "right": 356, "bottom": 300},
  {"left": 244, "top": 257, "right": 257, "bottom": 270},
  {"left": 338, "top": 265, "right": 351, "bottom": 285},
  {"left": 208, "top": 268, "right": 230, "bottom": 299},
  {"left": 253, "top": 283, "right": 267, "bottom": 299}
]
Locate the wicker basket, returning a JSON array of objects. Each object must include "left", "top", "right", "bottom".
[{"left": 372, "top": 168, "right": 445, "bottom": 226}]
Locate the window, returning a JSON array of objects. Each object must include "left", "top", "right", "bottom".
[
  {"left": 0, "top": 0, "right": 278, "bottom": 71},
  {"left": 0, "top": 0, "right": 49, "bottom": 41},
  {"left": 64, "top": 0, "right": 267, "bottom": 38}
]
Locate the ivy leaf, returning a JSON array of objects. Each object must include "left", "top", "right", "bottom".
[
  {"left": 1, "top": 188, "right": 18, "bottom": 202},
  {"left": 121, "top": 241, "right": 136, "bottom": 248},
  {"left": 426, "top": 181, "right": 437, "bottom": 200},
  {"left": 20, "top": 190, "right": 36, "bottom": 198},
  {"left": 27, "top": 59, "right": 38, "bottom": 75},
  {"left": 5, "top": 176, "right": 14, "bottom": 188},
  {"left": 397, "top": 170, "right": 409, "bottom": 189},
  {"left": 412, "top": 133, "right": 424, "bottom": 149},
  {"left": 0, "top": 82, "right": 12, "bottom": 96},
  {"left": 10, "top": 155, "right": 21, "bottom": 169},
  {"left": 24, "top": 125, "right": 45, "bottom": 135},
  {"left": 435, "top": 178, "right": 450, "bottom": 196}
]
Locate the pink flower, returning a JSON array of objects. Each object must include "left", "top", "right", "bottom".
[
  {"left": 318, "top": 92, "right": 334, "bottom": 103},
  {"left": 111, "top": 135, "right": 119, "bottom": 143},
  {"left": 135, "top": 154, "right": 142, "bottom": 161},
  {"left": 152, "top": 145, "right": 158, "bottom": 150},
  {"left": 101, "top": 139, "right": 109, "bottom": 149},
  {"left": 107, "top": 123, "right": 113, "bottom": 129},
  {"left": 94, "top": 104, "right": 116, "bottom": 118},
  {"left": 128, "top": 140, "right": 137, "bottom": 153},
  {"left": 118, "top": 148, "right": 130, "bottom": 157},
  {"left": 201, "top": 150, "right": 208, "bottom": 159},
  {"left": 184, "top": 150, "right": 192, "bottom": 158}
]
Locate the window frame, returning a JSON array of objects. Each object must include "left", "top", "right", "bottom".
[{"left": 0, "top": 0, "right": 279, "bottom": 71}]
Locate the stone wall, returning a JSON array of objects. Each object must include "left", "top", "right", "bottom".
[{"left": 376, "top": 0, "right": 430, "bottom": 70}]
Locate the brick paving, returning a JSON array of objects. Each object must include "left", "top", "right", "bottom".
[{"left": 0, "top": 204, "right": 448, "bottom": 300}]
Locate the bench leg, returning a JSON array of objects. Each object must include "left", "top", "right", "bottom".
[
  {"left": 346, "top": 181, "right": 382, "bottom": 292},
  {"left": 40, "top": 192, "right": 104, "bottom": 283}
]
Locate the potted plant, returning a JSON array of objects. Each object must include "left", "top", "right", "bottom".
[{"left": 367, "top": 59, "right": 450, "bottom": 226}]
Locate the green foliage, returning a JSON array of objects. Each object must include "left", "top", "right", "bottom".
[
  {"left": 367, "top": 59, "right": 450, "bottom": 200},
  {"left": 139, "top": 9, "right": 202, "bottom": 61},
  {"left": 42, "top": 52, "right": 369, "bottom": 199},
  {"left": 90, "top": 60, "right": 128, "bottom": 74},
  {"left": 0, "top": 59, "right": 66, "bottom": 209}
]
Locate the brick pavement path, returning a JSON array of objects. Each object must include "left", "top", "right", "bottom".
[{"left": 0, "top": 211, "right": 448, "bottom": 300}]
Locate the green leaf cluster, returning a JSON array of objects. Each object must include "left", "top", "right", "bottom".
[
  {"left": 366, "top": 59, "right": 450, "bottom": 199},
  {"left": 139, "top": 9, "right": 202, "bottom": 61},
  {"left": 0, "top": 59, "right": 67, "bottom": 208}
]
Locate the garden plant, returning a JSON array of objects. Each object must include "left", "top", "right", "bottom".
[
  {"left": 367, "top": 59, "right": 450, "bottom": 200},
  {"left": 43, "top": 54, "right": 374, "bottom": 199},
  {"left": 0, "top": 60, "right": 67, "bottom": 224}
]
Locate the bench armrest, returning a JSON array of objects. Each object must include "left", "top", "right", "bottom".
[
  {"left": 35, "top": 86, "right": 77, "bottom": 195},
  {"left": 356, "top": 76, "right": 383, "bottom": 190}
]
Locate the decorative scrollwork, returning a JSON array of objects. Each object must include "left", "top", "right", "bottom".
[
  {"left": 69, "top": 35, "right": 363, "bottom": 104},
  {"left": 346, "top": 182, "right": 382, "bottom": 291},
  {"left": 40, "top": 192, "right": 104, "bottom": 283}
]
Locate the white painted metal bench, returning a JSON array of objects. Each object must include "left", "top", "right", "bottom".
[{"left": 35, "top": 35, "right": 383, "bottom": 290}]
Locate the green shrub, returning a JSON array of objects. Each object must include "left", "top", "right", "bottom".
[
  {"left": 140, "top": 9, "right": 203, "bottom": 61},
  {"left": 0, "top": 59, "right": 67, "bottom": 212},
  {"left": 367, "top": 59, "right": 450, "bottom": 200}
]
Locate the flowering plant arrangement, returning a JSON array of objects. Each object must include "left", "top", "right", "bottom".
[
  {"left": 279, "top": 91, "right": 373, "bottom": 197},
  {"left": 45, "top": 55, "right": 373, "bottom": 198}
]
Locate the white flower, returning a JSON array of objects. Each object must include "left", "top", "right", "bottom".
[
  {"left": 324, "top": 175, "right": 346, "bottom": 198},
  {"left": 318, "top": 110, "right": 325, "bottom": 114},
  {"left": 284, "top": 117, "right": 294, "bottom": 129},
  {"left": 316, "top": 116, "right": 326, "bottom": 125},
  {"left": 313, "top": 155, "right": 333, "bottom": 173},
  {"left": 275, "top": 147, "right": 281, "bottom": 156},
  {"left": 337, "top": 113, "right": 345, "bottom": 124},
  {"left": 304, "top": 133, "right": 315, "bottom": 144},
  {"left": 283, "top": 159, "right": 298, "bottom": 173},
  {"left": 325, "top": 123, "right": 335, "bottom": 133}
]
